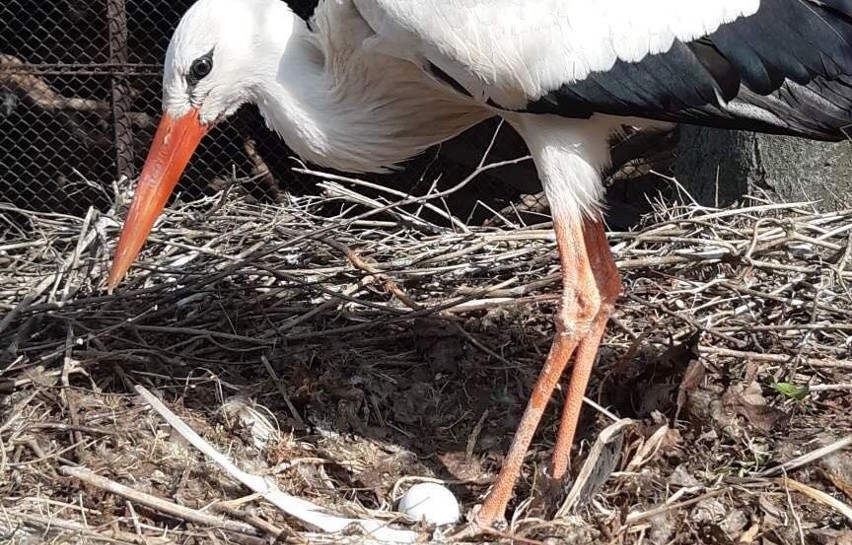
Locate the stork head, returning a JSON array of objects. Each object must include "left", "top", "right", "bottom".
[{"left": 107, "top": 0, "right": 294, "bottom": 291}]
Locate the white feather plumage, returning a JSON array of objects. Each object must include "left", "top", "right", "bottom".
[
  {"left": 354, "top": 0, "right": 761, "bottom": 108},
  {"left": 159, "top": 0, "right": 766, "bottom": 217}
]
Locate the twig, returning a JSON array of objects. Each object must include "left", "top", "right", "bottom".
[
  {"left": 700, "top": 346, "right": 852, "bottom": 369},
  {"left": 260, "top": 354, "right": 306, "bottom": 430},
  {"left": 754, "top": 436, "right": 852, "bottom": 477},
  {"left": 133, "top": 385, "right": 420, "bottom": 543},
  {"left": 211, "top": 502, "right": 291, "bottom": 542},
  {"left": 315, "top": 236, "right": 422, "bottom": 310},
  {"left": 5, "top": 510, "right": 176, "bottom": 544},
  {"left": 60, "top": 465, "right": 262, "bottom": 536},
  {"left": 624, "top": 489, "right": 728, "bottom": 525},
  {"left": 780, "top": 476, "right": 852, "bottom": 523}
]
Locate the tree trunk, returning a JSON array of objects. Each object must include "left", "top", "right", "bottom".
[{"left": 672, "top": 126, "right": 852, "bottom": 210}]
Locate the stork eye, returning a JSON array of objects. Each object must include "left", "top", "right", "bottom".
[{"left": 190, "top": 57, "right": 213, "bottom": 81}]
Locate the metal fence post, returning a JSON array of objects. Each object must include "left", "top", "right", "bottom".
[{"left": 107, "top": 0, "right": 134, "bottom": 183}]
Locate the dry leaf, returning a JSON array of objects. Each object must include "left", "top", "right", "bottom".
[
  {"left": 676, "top": 357, "right": 706, "bottom": 422},
  {"left": 633, "top": 333, "right": 702, "bottom": 418},
  {"left": 722, "top": 381, "right": 787, "bottom": 433},
  {"left": 826, "top": 470, "right": 852, "bottom": 501},
  {"left": 812, "top": 529, "right": 852, "bottom": 545},
  {"left": 738, "top": 522, "right": 760, "bottom": 543},
  {"left": 821, "top": 450, "right": 852, "bottom": 502}
]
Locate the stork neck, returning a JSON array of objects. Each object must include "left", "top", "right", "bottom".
[
  {"left": 248, "top": 18, "right": 380, "bottom": 173},
  {"left": 249, "top": 7, "right": 489, "bottom": 174}
]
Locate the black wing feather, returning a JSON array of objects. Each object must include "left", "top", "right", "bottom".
[{"left": 521, "top": 0, "right": 852, "bottom": 141}]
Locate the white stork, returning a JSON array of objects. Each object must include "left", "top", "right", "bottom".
[{"left": 107, "top": 0, "right": 852, "bottom": 531}]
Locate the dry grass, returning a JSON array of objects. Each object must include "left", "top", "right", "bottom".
[{"left": 1, "top": 165, "right": 852, "bottom": 544}]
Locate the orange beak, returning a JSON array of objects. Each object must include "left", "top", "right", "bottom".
[{"left": 107, "top": 108, "right": 209, "bottom": 292}]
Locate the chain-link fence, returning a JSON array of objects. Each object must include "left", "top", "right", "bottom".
[
  {"left": 2, "top": 0, "right": 562, "bottom": 228},
  {"left": 1, "top": 0, "right": 679, "bottom": 236}
]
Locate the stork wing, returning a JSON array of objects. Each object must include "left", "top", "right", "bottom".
[{"left": 353, "top": 0, "right": 852, "bottom": 140}]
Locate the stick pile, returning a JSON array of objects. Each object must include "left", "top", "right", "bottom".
[{"left": 1, "top": 174, "right": 850, "bottom": 544}]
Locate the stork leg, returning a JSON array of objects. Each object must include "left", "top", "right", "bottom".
[
  {"left": 549, "top": 218, "right": 621, "bottom": 481},
  {"left": 473, "top": 212, "right": 619, "bottom": 528}
]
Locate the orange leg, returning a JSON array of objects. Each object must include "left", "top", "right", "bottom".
[
  {"left": 473, "top": 212, "right": 620, "bottom": 528},
  {"left": 550, "top": 218, "right": 622, "bottom": 481}
]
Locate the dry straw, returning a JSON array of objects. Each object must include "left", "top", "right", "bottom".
[{"left": 1, "top": 165, "right": 851, "bottom": 543}]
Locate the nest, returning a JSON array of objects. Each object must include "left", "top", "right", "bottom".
[{"left": 1, "top": 168, "right": 851, "bottom": 545}]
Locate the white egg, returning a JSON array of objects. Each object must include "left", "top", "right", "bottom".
[{"left": 398, "top": 482, "right": 460, "bottom": 526}]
